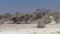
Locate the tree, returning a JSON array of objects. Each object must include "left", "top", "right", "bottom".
[
  {"left": 4, "top": 13, "right": 12, "bottom": 19},
  {"left": 0, "top": 15, "right": 3, "bottom": 19}
]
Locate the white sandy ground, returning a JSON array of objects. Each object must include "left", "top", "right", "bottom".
[{"left": 0, "top": 24, "right": 60, "bottom": 34}]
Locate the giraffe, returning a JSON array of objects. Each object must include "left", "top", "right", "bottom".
[{"left": 33, "top": 8, "right": 41, "bottom": 19}]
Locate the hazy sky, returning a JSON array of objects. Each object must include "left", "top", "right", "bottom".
[{"left": 0, "top": 0, "right": 60, "bottom": 14}]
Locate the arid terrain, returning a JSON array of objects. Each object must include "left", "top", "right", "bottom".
[
  {"left": 0, "top": 24, "right": 60, "bottom": 34},
  {"left": 0, "top": 9, "right": 60, "bottom": 34}
]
